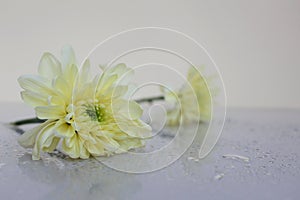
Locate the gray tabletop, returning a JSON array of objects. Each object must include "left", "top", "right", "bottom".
[{"left": 0, "top": 103, "right": 299, "bottom": 200}]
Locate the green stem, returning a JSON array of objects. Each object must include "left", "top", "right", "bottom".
[
  {"left": 135, "top": 96, "right": 164, "bottom": 103},
  {"left": 10, "top": 118, "right": 46, "bottom": 126},
  {"left": 10, "top": 96, "right": 165, "bottom": 126}
]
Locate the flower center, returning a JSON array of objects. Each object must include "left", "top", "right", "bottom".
[{"left": 84, "top": 103, "right": 106, "bottom": 123}]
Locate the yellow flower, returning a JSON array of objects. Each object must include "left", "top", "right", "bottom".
[
  {"left": 163, "top": 66, "right": 212, "bottom": 125},
  {"left": 18, "top": 46, "right": 151, "bottom": 160}
]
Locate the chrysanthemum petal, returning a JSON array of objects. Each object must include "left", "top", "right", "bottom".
[
  {"left": 35, "top": 105, "right": 66, "bottom": 119},
  {"left": 18, "top": 75, "right": 54, "bottom": 95},
  {"left": 32, "top": 121, "right": 56, "bottom": 160},
  {"left": 110, "top": 63, "right": 134, "bottom": 85},
  {"left": 62, "top": 134, "right": 86, "bottom": 158},
  {"left": 98, "top": 135, "right": 120, "bottom": 152},
  {"left": 166, "top": 108, "right": 181, "bottom": 126},
  {"left": 85, "top": 139, "right": 105, "bottom": 156},
  {"left": 104, "top": 85, "right": 128, "bottom": 98},
  {"left": 78, "top": 59, "right": 90, "bottom": 86},
  {"left": 78, "top": 130, "right": 97, "bottom": 144},
  {"left": 97, "top": 74, "right": 118, "bottom": 94},
  {"left": 47, "top": 95, "right": 66, "bottom": 106},
  {"left": 21, "top": 91, "right": 48, "bottom": 107},
  {"left": 61, "top": 45, "right": 76, "bottom": 70},
  {"left": 38, "top": 52, "right": 62, "bottom": 79},
  {"left": 115, "top": 117, "right": 152, "bottom": 138},
  {"left": 62, "top": 64, "right": 78, "bottom": 91},
  {"left": 116, "top": 138, "right": 144, "bottom": 153},
  {"left": 113, "top": 99, "right": 143, "bottom": 120},
  {"left": 42, "top": 136, "right": 60, "bottom": 152},
  {"left": 54, "top": 122, "right": 75, "bottom": 138},
  {"left": 79, "top": 142, "right": 90, "bottom": 159},
  {"left": 52, "top": 76, "right": 72, "bottom": 100},
  {"left": 18, "top": 120, "right": 53, "bottom": 148}
]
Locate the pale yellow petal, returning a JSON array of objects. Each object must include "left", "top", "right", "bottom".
[
  {"left": 97, "top": 64, "right": 132, "bottom": 92},
  {"left": 21, "top": 91, "right": 48, "bottom": 107},
  {"left": 62, "top": 64, "right": 78, "bottom": 89},
  {"left": 85, "top": 140, "right": 105, "bottom": 156},
  {"left": 115, "top": 116, "right": 152, "bottom": 138},
  {"left": 47, "top": 95, "right": 66, "bottom": 106},
  {"left": 32, "top": 121, "right": 56, "bottom": 160},
  {"left": 61, "top": 45, "right": 76, "bottom": 70},
  {"left": 97, "top": 135, "right": 120, "bottom": 152},
  {"left": 164, "top": 91, "right": 178, "bottom": 104},
  {"left": 112, "top": 99, "right": 143, "bottom": 120},
  {"left": 18, "top": 75, "right": 54, "bottom": 96},
  {"left": 111, "top": 63, "right": 134, "bottom": 85},
  {"left": 38, "top": 52, "right": 62, "bottom": 79},
  {"left": 52, "top": 76, "right": 72, "bottom": 100},
  {"left": 79, "top": 138, "right": 90, "bottom": 159},
  {"left": 35, "top": 105, "right": 66, "bottom": 119},
  {"left": 78, "top": 130, "right": 97, "bottom": 144},
  {"left": 78, "top": 59, "right": 90, "bottom": 85},
  {"left": 54, "top": 122, "right": 75, "bottom": 138},
  {"left": 62, "top": 134, "right": 84, "bottom": 158},
  {"left": 167, "top": 108, "right": 181, "bottom": 126},
  {"left": 116, "top": 138, "right": 144, "bottom": 153},
  {"left": 103, "top": 85, "right": 128, "bottom": 98},
  {"left": 18, "top": 120, "right": 53, "bottom": 148},
  {"left": 97, "top": 74, "right": 118, "bottom": 94},
  {"left": 42, "top": 135, "right": 60, "bottom": 152}
]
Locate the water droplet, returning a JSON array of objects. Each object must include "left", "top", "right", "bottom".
[
  {"left": 265, "top": 172, "right": 271, "bottom": 176},
  {"left": 214, "top": 173, "right": 224, "bottom": 180},
  {"left": 222, "top": 154, "right": 250, "bottom": 162},
  {"left": 43, "top": 157, "right": 65, "bottom": 170},
  {"left": 187, "top": 157, "right": 199, "bottom": 162}
]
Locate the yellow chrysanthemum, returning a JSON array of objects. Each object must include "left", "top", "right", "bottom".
[
  {"left": 18, "top": 46, "right": 151, "bottom": 160},
  {"left": 163, "top": 67, "right": 212, "bottom": 125}
]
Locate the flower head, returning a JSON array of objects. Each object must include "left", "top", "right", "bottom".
[
  {"left": 162, "top": 67, "right": 212, "bottom": 125},
  {"left": 18, "top": 46, "right": 151, "bottom": 160}
]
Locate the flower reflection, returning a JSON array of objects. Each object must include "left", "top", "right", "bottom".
[{"left": 17, "top": 153, "right": 140, "bottom": 200}]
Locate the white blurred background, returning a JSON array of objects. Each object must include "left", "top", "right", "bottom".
[{"left": 0, "top": 0, "right": 299, "bottom": 108}]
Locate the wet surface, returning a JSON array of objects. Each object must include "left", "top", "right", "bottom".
[{"left": 0, "top": 103, "right": 300, "bottom": 200}]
